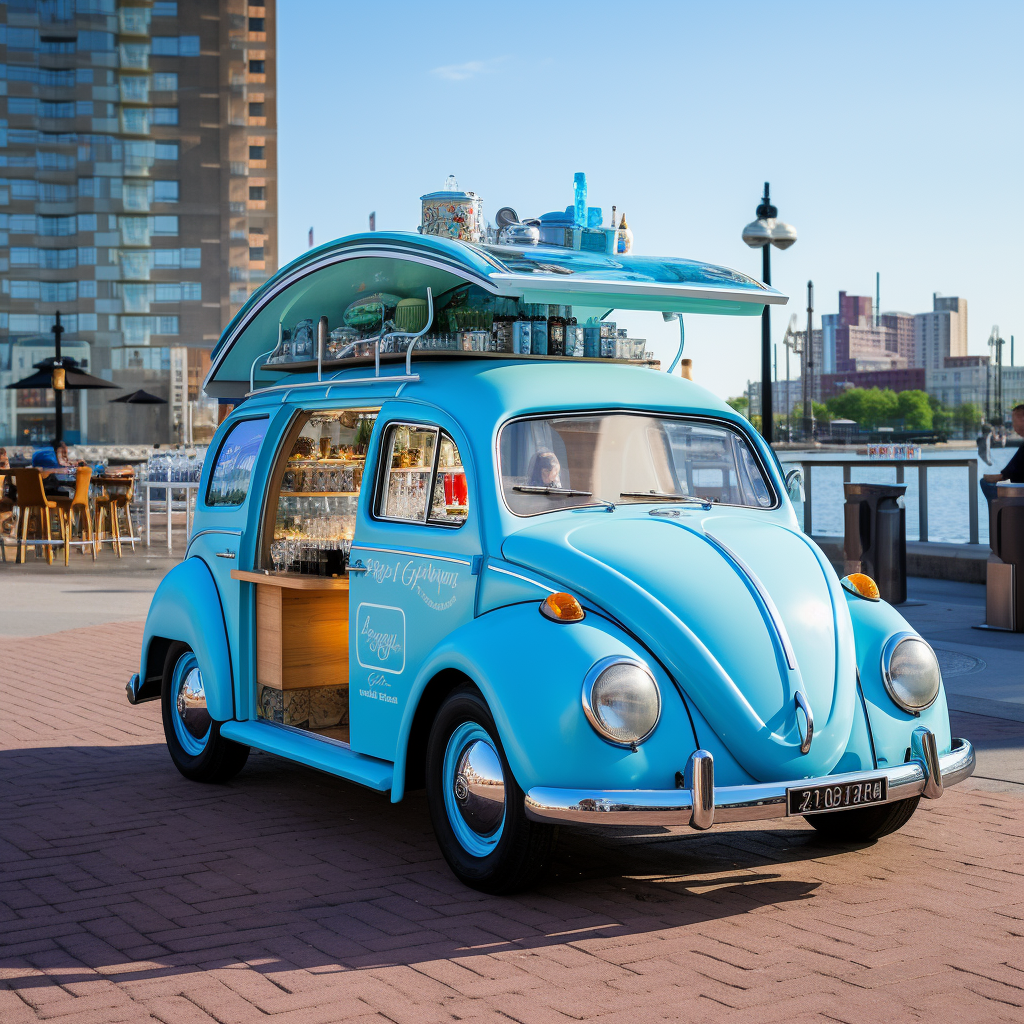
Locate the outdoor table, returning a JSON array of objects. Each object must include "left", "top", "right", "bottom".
[{"left": 143, "top": 480, "right": 200, "bottom": 551}]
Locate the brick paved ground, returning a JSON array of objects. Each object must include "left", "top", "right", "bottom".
[{"left": 2, "top": 622, "right": 1022, "bottom": 1023}]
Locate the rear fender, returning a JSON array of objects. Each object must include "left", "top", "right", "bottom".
[
  {"left": 846, "top": 594, "right": 952, "bottom": 765},
  {"left": 140, "top": 557, "right": 234, "bottom": 722},
  {"left": 389, "top": 602, "right": 696, "bottom": 802}
]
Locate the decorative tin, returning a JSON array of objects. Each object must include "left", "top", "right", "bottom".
[{"left": 420, "top": 180, "right": 483, "bottom": 243}]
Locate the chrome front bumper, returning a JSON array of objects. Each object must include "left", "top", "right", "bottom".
[{"left": 524, "top": 729, "right": 975, "bottom": 829}]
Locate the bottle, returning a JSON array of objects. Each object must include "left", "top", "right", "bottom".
[
  {"left": 573, "top": 172, "right": 587, "bottom": 229},
  {"left": 610, "top": 205, "right": 616, "bottom": 229},
  {"left": 492, "top": 300, "right": 513, "bottom": 353},
  {"left": 616, "top": 213, "right": 633, "bottom": 254},
  {"left": 531, "top": 305, "right": 548, "bottom": 355},
  {"left": 547, "top": 305, "right": 566, "bottom": 356},
  {"left": 512, "top": 305, "right": 531, "bottom": 355}
]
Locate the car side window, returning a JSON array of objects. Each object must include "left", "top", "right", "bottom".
[
  {"left": 205, "top": 417, "right": 268, "bottom": 506},
  {"left": 376, "top": 422, "right": 468, "bottom": 526}
]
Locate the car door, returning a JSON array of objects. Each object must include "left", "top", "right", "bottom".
[
  {"left": 189, "top": 414, "right": 271, "bottom": 711},
  {"left": 347, "top": 410, "right": 481, "bottom": 762}
]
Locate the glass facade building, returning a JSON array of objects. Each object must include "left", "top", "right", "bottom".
[{"left": 0, "top": 0, "right": 277, "bottom": 444}]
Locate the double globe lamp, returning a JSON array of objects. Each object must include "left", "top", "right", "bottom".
[{"left": 742, "top": 182, "right": 797, "bottom": 443}]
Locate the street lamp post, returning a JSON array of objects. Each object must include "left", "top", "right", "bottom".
[{"left": 742, "top": 182, "right": 797, "bottom": 444}]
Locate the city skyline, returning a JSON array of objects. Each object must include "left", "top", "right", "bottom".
[{"left": 275, "top": 0, "right": 1021, "bottom": 401}]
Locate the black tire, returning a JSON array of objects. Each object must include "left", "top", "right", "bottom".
[
  {"left": 426, "top": 686, "right": 555, "bottom": 894},
  {"left": 161, "top": 642, "right": 249, "bottom": 783},
  {"left": 805, "top": 796, "right": 920, "bottom": 841}
]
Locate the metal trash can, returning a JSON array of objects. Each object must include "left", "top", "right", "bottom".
[
  {"left": 984, "top": 484, "right": 1024, "bottom": 631},
  {"left": 843, "top": 482, "right": 907, "bottom": 604}
]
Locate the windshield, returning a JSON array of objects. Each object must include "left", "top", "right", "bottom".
[{"left": 499, "top": 413, "right": 775, "bottom": 515}]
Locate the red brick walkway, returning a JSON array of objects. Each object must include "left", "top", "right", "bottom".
[{"left": 1, "top": 622, "right": 1022, "bottom": 1022}]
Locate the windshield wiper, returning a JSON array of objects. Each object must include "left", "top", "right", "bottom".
[
  {"left": 514, "top": 485, "right": 593, "bottom": 497},
  {"left": 619, "top": 490, "right": 713, "bottom": 510},
  {"left": 513, "top": 485, "right": 615, "bottom": 512}
]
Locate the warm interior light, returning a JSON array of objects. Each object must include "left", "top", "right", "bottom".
[
  {"left": 540, "top": 592, "right": 585, "bottom": 622},
  {"left": 841, "top": 573, "right": 880, "bottom": 601},
  {"left": 52, "top": 366, "right": 66, "bottom": 391}
]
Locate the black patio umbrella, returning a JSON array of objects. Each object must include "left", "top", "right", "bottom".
[
  {"left": 110, "top": 389, "right": 167, "bottom": 405},
  {"left": 4, "top": 311, "right": 117, "bottom": 442}
]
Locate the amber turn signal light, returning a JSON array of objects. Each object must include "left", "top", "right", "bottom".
[
  {"left": 841, "top": 573, "right": 880, "bottom": 602},
  {"left": 540, "top": 592, "right": 585, "bottom": 622}
]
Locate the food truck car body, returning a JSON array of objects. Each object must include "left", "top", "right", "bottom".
[{"left": 130, "top": 232, "right": 974, "bottom": 892}]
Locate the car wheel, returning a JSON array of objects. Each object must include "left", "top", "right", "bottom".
[
  {"left": 161, "top": 642, "right": 249, "bottom": 783},
  {"left": 426, "top": 686, "right": 555, "bottom": 894},
  {"left": 805, "top": 796, "right": 920, "bottom": 841}
]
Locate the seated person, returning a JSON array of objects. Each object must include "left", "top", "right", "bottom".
[
  {"left": 527, "top": 450, "right": 562, "bottom": 489},
  {"left": 983, "top": 404, "right": 1024, "bottom": 486},
  {"left": 31, "top": 439, "right": 82, "bottom": 498}
]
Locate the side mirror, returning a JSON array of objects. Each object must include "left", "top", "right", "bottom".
[{"left": 785, "top": 468, "right": 804, "bottom": 503}]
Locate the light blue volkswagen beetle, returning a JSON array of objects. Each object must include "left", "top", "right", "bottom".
[{"left": 129, "top": 232, "right": 974, "bottom": 892}]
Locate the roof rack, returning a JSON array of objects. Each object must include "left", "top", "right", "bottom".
[{"left": 246, "top": 288, "right": 434, "bottom": 398}]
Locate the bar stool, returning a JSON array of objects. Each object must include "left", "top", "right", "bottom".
[
  {"left": 13, "top": 468, "right": 61, "bottom": 565},
  {"left": 95, "top": 475, "right": 136, "bottom": 557},
  {"left": 53, "top": 466, "right": 95, "bottom": 566}
]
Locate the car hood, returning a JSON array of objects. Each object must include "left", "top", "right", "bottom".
[{"left": 501, "top": 510, "right": 857, "bottom": 781}]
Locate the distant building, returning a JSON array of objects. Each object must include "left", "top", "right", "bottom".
[
  {"left": 914, "top": 294, "right": 966, "bottom": 372},
  {"left": 932, "top": 294, "right": 968, "bottom": 355},
  {"left": 879, "top": 312, "right": 915, "bottom": 363},
  {"left": 825, "top": 291, "right": 906, "bottom": 374},
  {"left": 0, "top": 0, "right": 279, "bottom": 445},
  {"left": 928, "top": 356, "right": 1024, "bottom": 418}
]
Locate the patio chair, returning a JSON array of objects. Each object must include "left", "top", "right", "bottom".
[
  {"left": 95, "top": 474, "right": 136, "bottom": 558},
  {"left": 53, "top": 466, "right": 95, "bottom": 566},
  {"left": 13, "top": 468, "right": 61, "bottom": 565}
]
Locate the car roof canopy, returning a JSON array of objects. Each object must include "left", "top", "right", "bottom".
[{"left": 205, "top": 231, "right": 787, "bottom": 398}]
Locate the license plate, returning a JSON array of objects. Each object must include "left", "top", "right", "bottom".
[{"left": 787, "top": 777, "right": 888, "bottom": 816}]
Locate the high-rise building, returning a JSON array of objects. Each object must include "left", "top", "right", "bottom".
[
  {"left": 0, "top": 0, "right": 278, "bottom": 445},
  {"left": 932, "top": 293, "right": 968, "bottom": 355},
  {"left": 914, "top": 303, "right": 965, "bottom": 372}
]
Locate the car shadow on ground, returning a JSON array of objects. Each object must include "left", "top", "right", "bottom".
[{"left": 0, "top": 740, "right": 878, "bottom": 989}]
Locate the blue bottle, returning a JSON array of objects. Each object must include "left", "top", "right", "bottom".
[{"left": 573, "top": 172, "right": 587, "bottom": 229}]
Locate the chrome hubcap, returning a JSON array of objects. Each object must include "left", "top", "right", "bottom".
[
  {"left": 453, "top": 738, "right": 505, "bottom": 837},
  {"left": 175, "top": 663, "right": 211, "bottom": 742}
]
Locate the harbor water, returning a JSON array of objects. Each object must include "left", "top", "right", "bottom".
[{"left": 778, "top": 447, "right": 1015, "bottom": 546}]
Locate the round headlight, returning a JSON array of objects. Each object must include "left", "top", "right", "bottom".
[
  {"left": 582, "top": 657, "right": 661, "bottom": 747},
  {"left": 882, "top": 634, "right": 941, "bottom": 713}
]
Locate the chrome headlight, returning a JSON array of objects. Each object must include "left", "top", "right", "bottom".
[
  {"left": 881, "top": 633, "right": 941, "bottom": 713},
  {"left": 582, "top": 657, "right": 661, "bottom": 747}
]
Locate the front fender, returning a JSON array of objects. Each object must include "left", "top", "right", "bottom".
[
  {"left": 140, "top": 557, "right": 234, "bottom": 722},
  {"left": 846, "top": 594, "right": 951, "bottom": 765},
  {"left": 391, "top": 603, "right": 696, "bottom": 802}
]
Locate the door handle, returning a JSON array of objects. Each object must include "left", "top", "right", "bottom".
[
  {"left": 216, "top": 550, "right": 236, "bottom": 559},
  {"left": 348, "top": 559, "right": 367, "bottom": 574}
]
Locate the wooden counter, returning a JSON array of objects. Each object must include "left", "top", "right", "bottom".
[{"left": 231, "top": 569, "right": 350, "bottom": 736}]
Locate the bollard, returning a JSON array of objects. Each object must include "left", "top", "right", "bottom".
[{"left": 983, "top": 484, "right": 1024, "bottom": 631}]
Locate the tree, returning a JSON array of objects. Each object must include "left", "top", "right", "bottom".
[
  {"left": 956, "top": 402, "right": 983, "bottom": 435},
  {"left": 726, "top": 396, "right": 748, "bottom": 417},
  {"left": 895, "top": 390, "right": 933, "bottom": 430},
  {"left": 811, "top": 401, "right": 831, "bottom": 423}
]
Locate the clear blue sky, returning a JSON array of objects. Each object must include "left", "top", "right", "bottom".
[{"left": 277, "top": 0, "right": 1022, "bottom": 400}]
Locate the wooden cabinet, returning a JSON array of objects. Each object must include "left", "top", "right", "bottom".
[{"left": 232, "top": 570, "right": 350, "bottom": 742}]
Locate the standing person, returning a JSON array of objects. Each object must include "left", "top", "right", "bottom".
[{"left": 984, "top": 404, "right": 1024, "bottom": 485}]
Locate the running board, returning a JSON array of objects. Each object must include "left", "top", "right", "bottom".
[{"left": 220, "top": 720, "right": 394, "bottom": 792}]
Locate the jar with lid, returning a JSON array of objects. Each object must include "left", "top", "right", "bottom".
[
  {"left": 530, "top": 305, "right": 549, "bottom": 355},
  {"left": 547, "top": 305, "right": 567, "bottom": 356}
]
